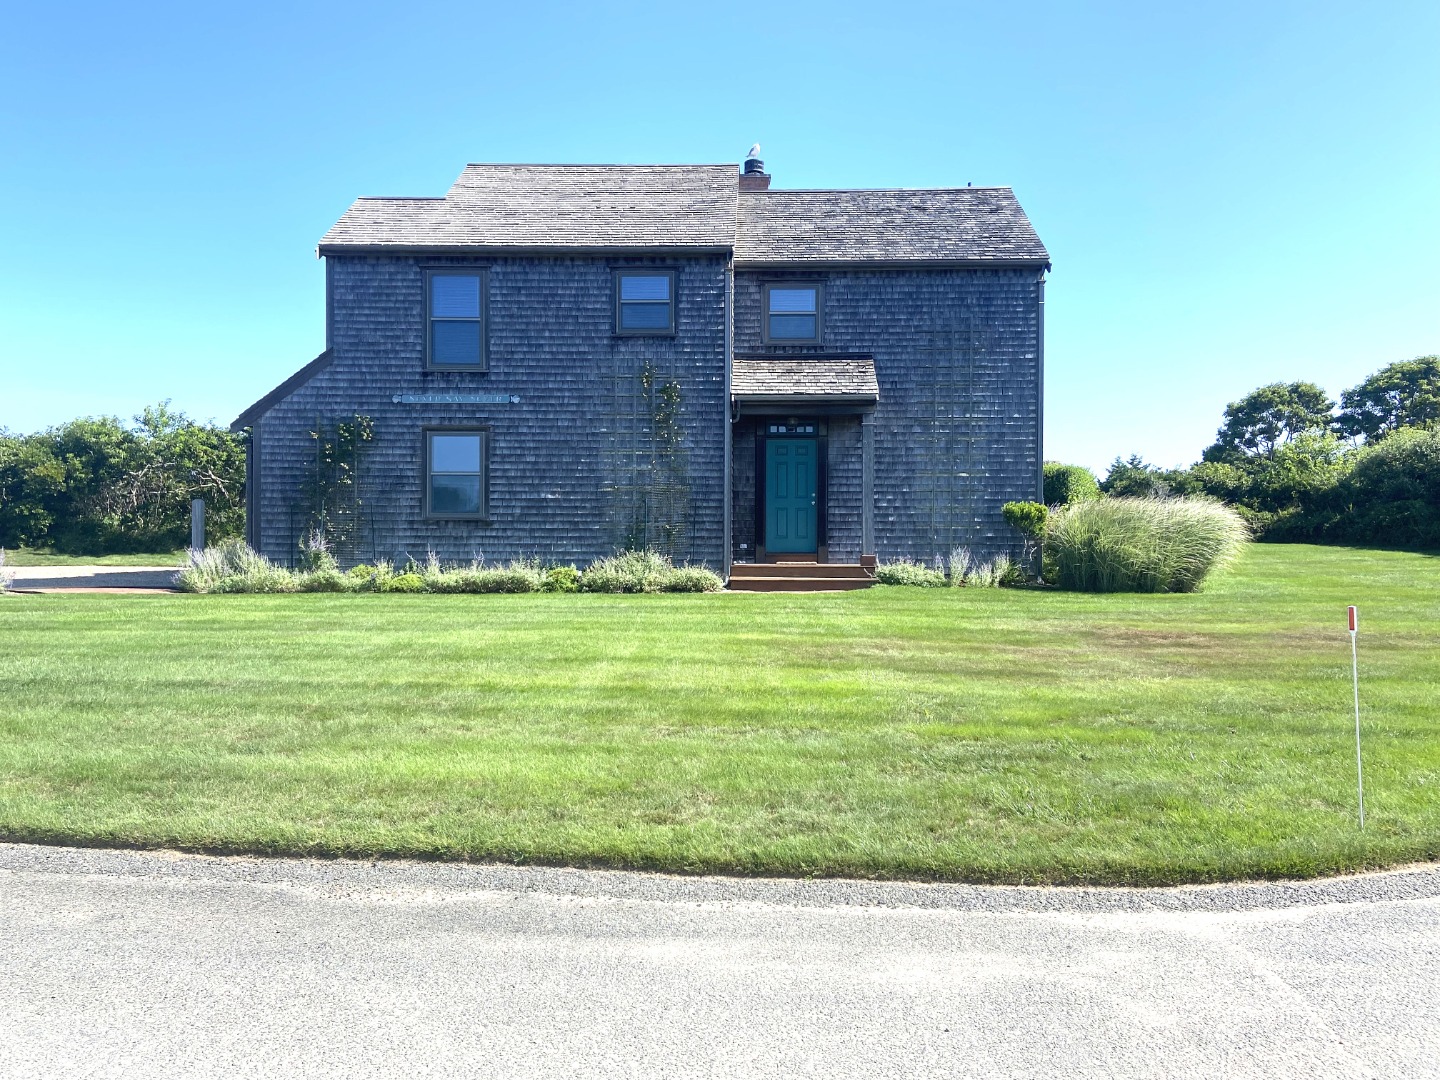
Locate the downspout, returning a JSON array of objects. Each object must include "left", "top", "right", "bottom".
[
  {"left": 1036, "top": 271, "right": 1046, "bottom": 503},
  {"left": 722, "top": 256, "right": 734, "bottom": 582}
]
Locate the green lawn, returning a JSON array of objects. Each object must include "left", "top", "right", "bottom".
[
  {"left": 2, "top": 548, "right": 186, "bottom": 567},
  {"left": 1, "top": 544, "right": 1436, "bottom": 884}
]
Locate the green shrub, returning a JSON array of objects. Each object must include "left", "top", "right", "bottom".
[
  {"left": 1332, "top": 426, "right": 1440, "bottom": 549},
  {"left": 544, "top": 566, "right": 580, "bottom": 593},
  {"left": 580, "top": 550, "right": 675, "bottom": 593},
  {"left": 344, "top": 564, "right": 385, "bottom": 591},
  {"left": 0, "top": 404, "right": 245, "bottom": 554},
  {"left": 1043, "top": 463, "right": 1101, "bottom": 506},
  {"left": 476, "top": 565, "right": 546, "bottom": 593},
  {"left": 379, "top": 572, "right": 426, "bottom": 594},
  {"left": 1044, "top": 496, "right": 1249, "bottom": 593},
  {"left": 177, "top": 540, "right": 297, "bottom": 594},
  {"left": 1002, "top": 501, "right": 1048, "bottom": 538},
  {"left": 665, "top": 566, "right": 724, "bottom": 593},
  {"left": 578, "top": 550, "right": 722, "bottom": 593},
  {"left": 211, "top": 570, "right": 298, "bottom": 594},
  {"left": 875, "top": 559, "right": 948, "bottom": 587},
  {"left": 298, "top": 567, "right": 351, "bottom": 592}
]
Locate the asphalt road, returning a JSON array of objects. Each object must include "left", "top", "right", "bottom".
[
  {"left": 2, "top": 844, "right": 1436, "bottom": 1078},
  {"left": 5, "top": 566, "right": 179, "bottom": 591}
]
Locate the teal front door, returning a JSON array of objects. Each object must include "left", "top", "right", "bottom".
[{"left": 765, "top": 438, "right": 818, "bottom": 554}]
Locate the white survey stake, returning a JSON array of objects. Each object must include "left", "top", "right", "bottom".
[{"left": 1348, "top": 606, "right": 1364, "bottom": 830}]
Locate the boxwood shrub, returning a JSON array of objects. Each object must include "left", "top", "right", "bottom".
[{"left": 1042, "top": 463, "right": 1101, "bottom": 507}]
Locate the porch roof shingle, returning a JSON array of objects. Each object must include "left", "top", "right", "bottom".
[{"left": 731, "top": 355, "right": 879, "bottom": 403}]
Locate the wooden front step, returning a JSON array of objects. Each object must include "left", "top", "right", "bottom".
[
  {"left": 733, "top": 563, "right": 873, "bottom": 578},
  {"left": 727, "top": 563, "right": 874, "bottom": 592}
]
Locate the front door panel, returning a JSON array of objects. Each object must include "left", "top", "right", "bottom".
[{"left": 765, "top": 439, "right": 818, "bottom": 554}]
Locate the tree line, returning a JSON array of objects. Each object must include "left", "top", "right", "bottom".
[
  {"left": 0, "top": 404, "right": 245, "bottom": 554},
  {"left": 1090, "top": 356, "right": 1440, "bottom": 549}
]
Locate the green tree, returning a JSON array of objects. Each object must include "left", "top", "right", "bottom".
[
  {"left": 0, "top": 404, "right": 244, "bottom": 554},
  {"left": 1336, "top": 356, "right": 1440, "bottom": 442},
  {"left": 1331, "top": 427, "right": 1440, "bottom": 548},
  {"left": 1203, "top": 382, "right": 1334, "bottom": 461},
  {"left": 1100, "top": 455, "right": 1200, "bottom": 498},
  {"left": 0, "top": 433, "right": 66, "bottom": 547}
]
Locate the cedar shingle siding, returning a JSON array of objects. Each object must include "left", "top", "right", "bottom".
[
  {"left": 237, "top": 162, "right": 1048, "bottom": 571},
  {"left": 731, "top": 267, "right": 1043, "bottom": 562}
]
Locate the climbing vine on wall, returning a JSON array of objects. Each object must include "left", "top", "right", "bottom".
[
  {"left": 628, "top": 360, "right": 691, "bottom": 557},
  {"left": 300, "top": 414, "right": 373, "bottom": 563}
]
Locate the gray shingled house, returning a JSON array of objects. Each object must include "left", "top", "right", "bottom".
[{"left": 233, "top": 153, "right": 1049, "bottom": 586}]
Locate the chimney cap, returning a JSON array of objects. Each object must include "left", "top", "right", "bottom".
[{"left": 740, "top": 143, "right": 770, "bottom": 190}]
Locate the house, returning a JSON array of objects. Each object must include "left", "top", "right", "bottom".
[{"left": 232, "top": 152, "right": 1050, "bottom": 581}]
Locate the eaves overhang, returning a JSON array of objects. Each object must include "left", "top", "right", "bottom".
[
  {"left": 732, "top": 257, "right": 1051, "bottom": 272},
  {"left": 317, "top": 244, "right": 736, "bottom": 258}
]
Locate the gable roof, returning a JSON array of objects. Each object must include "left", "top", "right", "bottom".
[
  {"left": 318, "top": 164, "right": 738, "bottom": 253},
  {"left": 733, "top": 188, "right": 1049, "bottom": 266},
  {"left": 231, "top": 350, "right": 334, "bottom": 431},
  {"left": 317, "top": 163, "right": 1049, "bottom": 266}
]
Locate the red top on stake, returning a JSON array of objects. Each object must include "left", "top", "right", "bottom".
[{"left": 1348, "top": 606, "right": 1358, "bottom": 632}]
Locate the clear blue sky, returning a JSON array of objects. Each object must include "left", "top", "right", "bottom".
[{"left": 2, "top": 0, "right": 1436, "bottom": 472}]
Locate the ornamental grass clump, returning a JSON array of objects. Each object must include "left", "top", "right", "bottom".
[
  {"left": 945, "top": 546, "right": 972, "bottom": 587},
  {"left": 965, "top": 554, "right": 1015, "bottom": 589},
  {"left": 0, "top": 548, "right": 12, "bottom": 594},
  {"left": 1044, "top": 496, "right": 1249, "bottom": 593}
]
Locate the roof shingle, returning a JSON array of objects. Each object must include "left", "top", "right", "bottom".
[
  {"left": 318, "top": 164, "right": 737, "bottom": 252},
  {"left": 731, "top": 355, "right": 879, "bottom": 402},
  {"left": 734, "top": 187, "right": 1048, "bottom": 265},
  {"left": 317, "top": 164, "right": 1048, "bottom": 266}
]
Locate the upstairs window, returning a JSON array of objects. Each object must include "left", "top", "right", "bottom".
[
  {"left": 764, "top": 283, "right": 821, "bottom": 343},
  {"left": 427, "top": 270, "right": 486, "bottom": 370},
  {"left": 426, "top": 430, "right": 488, "bottom": 518},
  {"left": 615, "top": 271, "right": 675, "bottom": 335}
]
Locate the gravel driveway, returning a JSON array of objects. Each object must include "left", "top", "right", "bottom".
[{"left": 2, "top": 843, "right": 1436, "bottom": 1078}]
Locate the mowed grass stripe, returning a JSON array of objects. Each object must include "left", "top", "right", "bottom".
[{"left": 0, "top": 544, "right": 1436, "bottom": 883}]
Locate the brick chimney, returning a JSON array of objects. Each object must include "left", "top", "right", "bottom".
[{"left": 740, "top": 149, "right": 771, "bottom": 192}]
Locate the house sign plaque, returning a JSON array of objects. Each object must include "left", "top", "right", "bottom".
[{"left": 392, "top": 393, "right": 520, "bottom": 404}]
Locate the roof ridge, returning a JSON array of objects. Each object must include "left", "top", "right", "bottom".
[
  {"left": 460, "top": 162, "right": 738, "bottom": 169},
  {"left": 744, "top": 186, "right": 1014, "bottom": 194}
]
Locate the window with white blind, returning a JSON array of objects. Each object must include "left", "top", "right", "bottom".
[
  {"left": 763, "top": 283, "right": 822, "bottom": 343},
  {"left": 615, "top": 270, "right": 675, "bottom": 335},
  {"left": 426, "top": 270, "right": 487, "bottom": 369}
]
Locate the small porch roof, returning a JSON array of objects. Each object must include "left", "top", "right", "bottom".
[{"left": 731, "top": 354, "right": 879, "bottom": 408}]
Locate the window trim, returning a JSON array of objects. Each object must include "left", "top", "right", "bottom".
[
  {"left": 761, "top": 281, "right": 824, "bottom": 344},
  {"left": 424, "top": 268, "right": 489, "bottom": 371},
  {"left": 613, "top": 269, "right": 676, "bottom": 336},
  {"left": 423, "top": 427, "right": 490, "bottom": 521}
]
